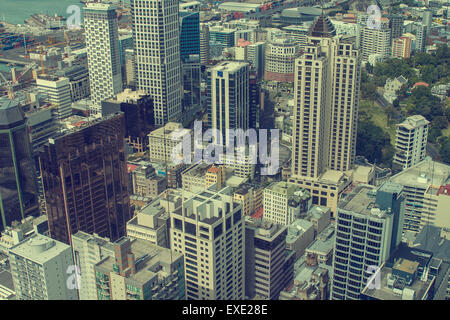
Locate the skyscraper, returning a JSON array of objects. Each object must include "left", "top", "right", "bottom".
[
  {"left": 131, "top": 0, "right": 182, "bottom": 127},
  {"left": 169, "top": 187, "right": 245, "bottom": 300},
  {"left": 0, "top": 98, "right": 39, "bottom": 232},
  {"left": 289, "top": 15, "right": 360, "bottom": 215},
  {"left": 331, "top": 182, "right": 405, "bottom": 300},
  {"left": 39, "top": 113, "right": 131, "bottom": 245},
  {"left": 207, "top": 61, "right": 249, "bottom": 144},
  {"left": 180, "top": 7, "right": 201, "bottom": 115},
  {"left": 84, "top": 3, "right": 123, "bottom": 116}
]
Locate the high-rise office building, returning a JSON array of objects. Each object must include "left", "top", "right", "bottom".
[
  {"left": 84, "top": 3, "right": 123, "bottom": 116},
  {"left": 9, "top": 234, "right": 78, "bottom": 300},
  {"left": 131, "top": 0, "right": 182, "bottom": 127},
  {"left": 245, "top": 217, "right": 292, "bottom": 300},
  {"left": 207, "top": 61, "right": 249, "bottom": 144},
  {"left": 102, "top": 89, "right": 155, "bottom": 153},
  {"left": 393, "top": 115, "right": 429, "bottom": 171},
  {"left": 39, "top": 113, "right": 131, "bottom": 245},
  {"left": 170, "top": 187, "right": 245, "bottom": 300},
  {"left": 200, "top": 24, "right": 211, "bottom": 65},
  {"left": 36, "top": 76, "right": 72, "bottom": 120},
  {"left": 0, "top": 98, "right": 39, "bottom": 232},
  {"left": 331, "top": 182, "right": 405, "bottom": 300},
  {"left": 289, "top": 14, "right": 360, "bottom": 216},
  {"left": 180, "top": 8, "right": 201, "bottom": 116},
  {"left": 71, "top": 231, "right": 116, "bottom": 300}
]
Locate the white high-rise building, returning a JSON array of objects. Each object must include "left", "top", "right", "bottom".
[
  {"left": 9, "top": 234, "right": 78, "bottom": 300},
  {"left": 393, "top": 115, "right": 429, "bottom": 171},
  {"left": 170, "top": 186, "right": 245, "bottom": 300},
  {"left": 131, "top": 0, "right": 182, "bottom": 127},
  {"left": 36, "top": 76, "right": 72, "bottom": 120},
  {"left": 84, "top": 3, "right": 123, "bottom": 115},
  {"left": 71, "top": 231, "right": 115, "bottom": 300},
  {"left": 207, "top": 61, "right": 249, "bottom": 145},
  {"left": 360, "top": 19, "right": 391, "bottom": 62}
]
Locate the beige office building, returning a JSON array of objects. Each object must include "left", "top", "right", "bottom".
[
  {"left": 289, "top": 15, "right": 360, "bottom": 216},
  {"left": 148, "top": 122, "right": 192, "bottom": 163},
  {"left": 169, "top": 187, "right": 245, "bottom": 300}
]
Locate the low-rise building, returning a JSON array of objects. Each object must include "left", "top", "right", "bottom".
[
  {"left": 286, "top": 219, "right": 315, "bottom": 259},
  {"left": 94, "top": 237, "right": 185, "bottom": 300}
]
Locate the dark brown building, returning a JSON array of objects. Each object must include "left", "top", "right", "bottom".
[
  {"left": 101, "top": 90, "right": 155, "bottom": 153},
  {"left": 39, "top": 113, "right": 131, "bottom": 245}
]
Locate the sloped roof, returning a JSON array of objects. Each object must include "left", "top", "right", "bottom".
[{"left": 309, "top": 14, "right": 336, "bottom": 38}]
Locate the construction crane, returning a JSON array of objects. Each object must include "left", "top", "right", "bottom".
[
  {"left": 40, "top": 46, "right": 46, "bottom": 76},
  {"left": 64, "top": 30, "right": 70, "bottom": 47},
  {"left": 0, "top": 72, "right": 15, "bottom": 99}
]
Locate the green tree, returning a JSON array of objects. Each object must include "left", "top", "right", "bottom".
[
  {"left": 432, "top": 116, "right": 449, "bottom": 129},
  {"left": 357, "top": 120, "right": 391, "bottom": 164},
  {"left": 439, "top": 139, "right": 450, "bottom": 165}
]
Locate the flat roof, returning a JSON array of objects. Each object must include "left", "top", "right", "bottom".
[
  {"left": 362, "top": 262, "right": 433, "bottom": 300},
  {"left": 95, "top": 238, "right": 182, "bottom": 284},
  {"left": 9, "top": 234, "right": 71, "bottom": 265},
  {"left": 390, "top": 159, "right": 449, "bottom": 190}
]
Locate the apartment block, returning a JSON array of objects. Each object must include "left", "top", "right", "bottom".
[
  {"left": 71, "top": 231, "right": 116, "bottom": 300},
  {"left": 392, "top": 36, "right": 412, "bottom": 59},
  {"left": 264, "top": 38, "right": 300, "bottom": 83},
  {"left": 9, "top": 234, "right": 78, "bottom": 300},
  {"left": 393, "top": 115, "right": 429, "bottom": 171}
]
